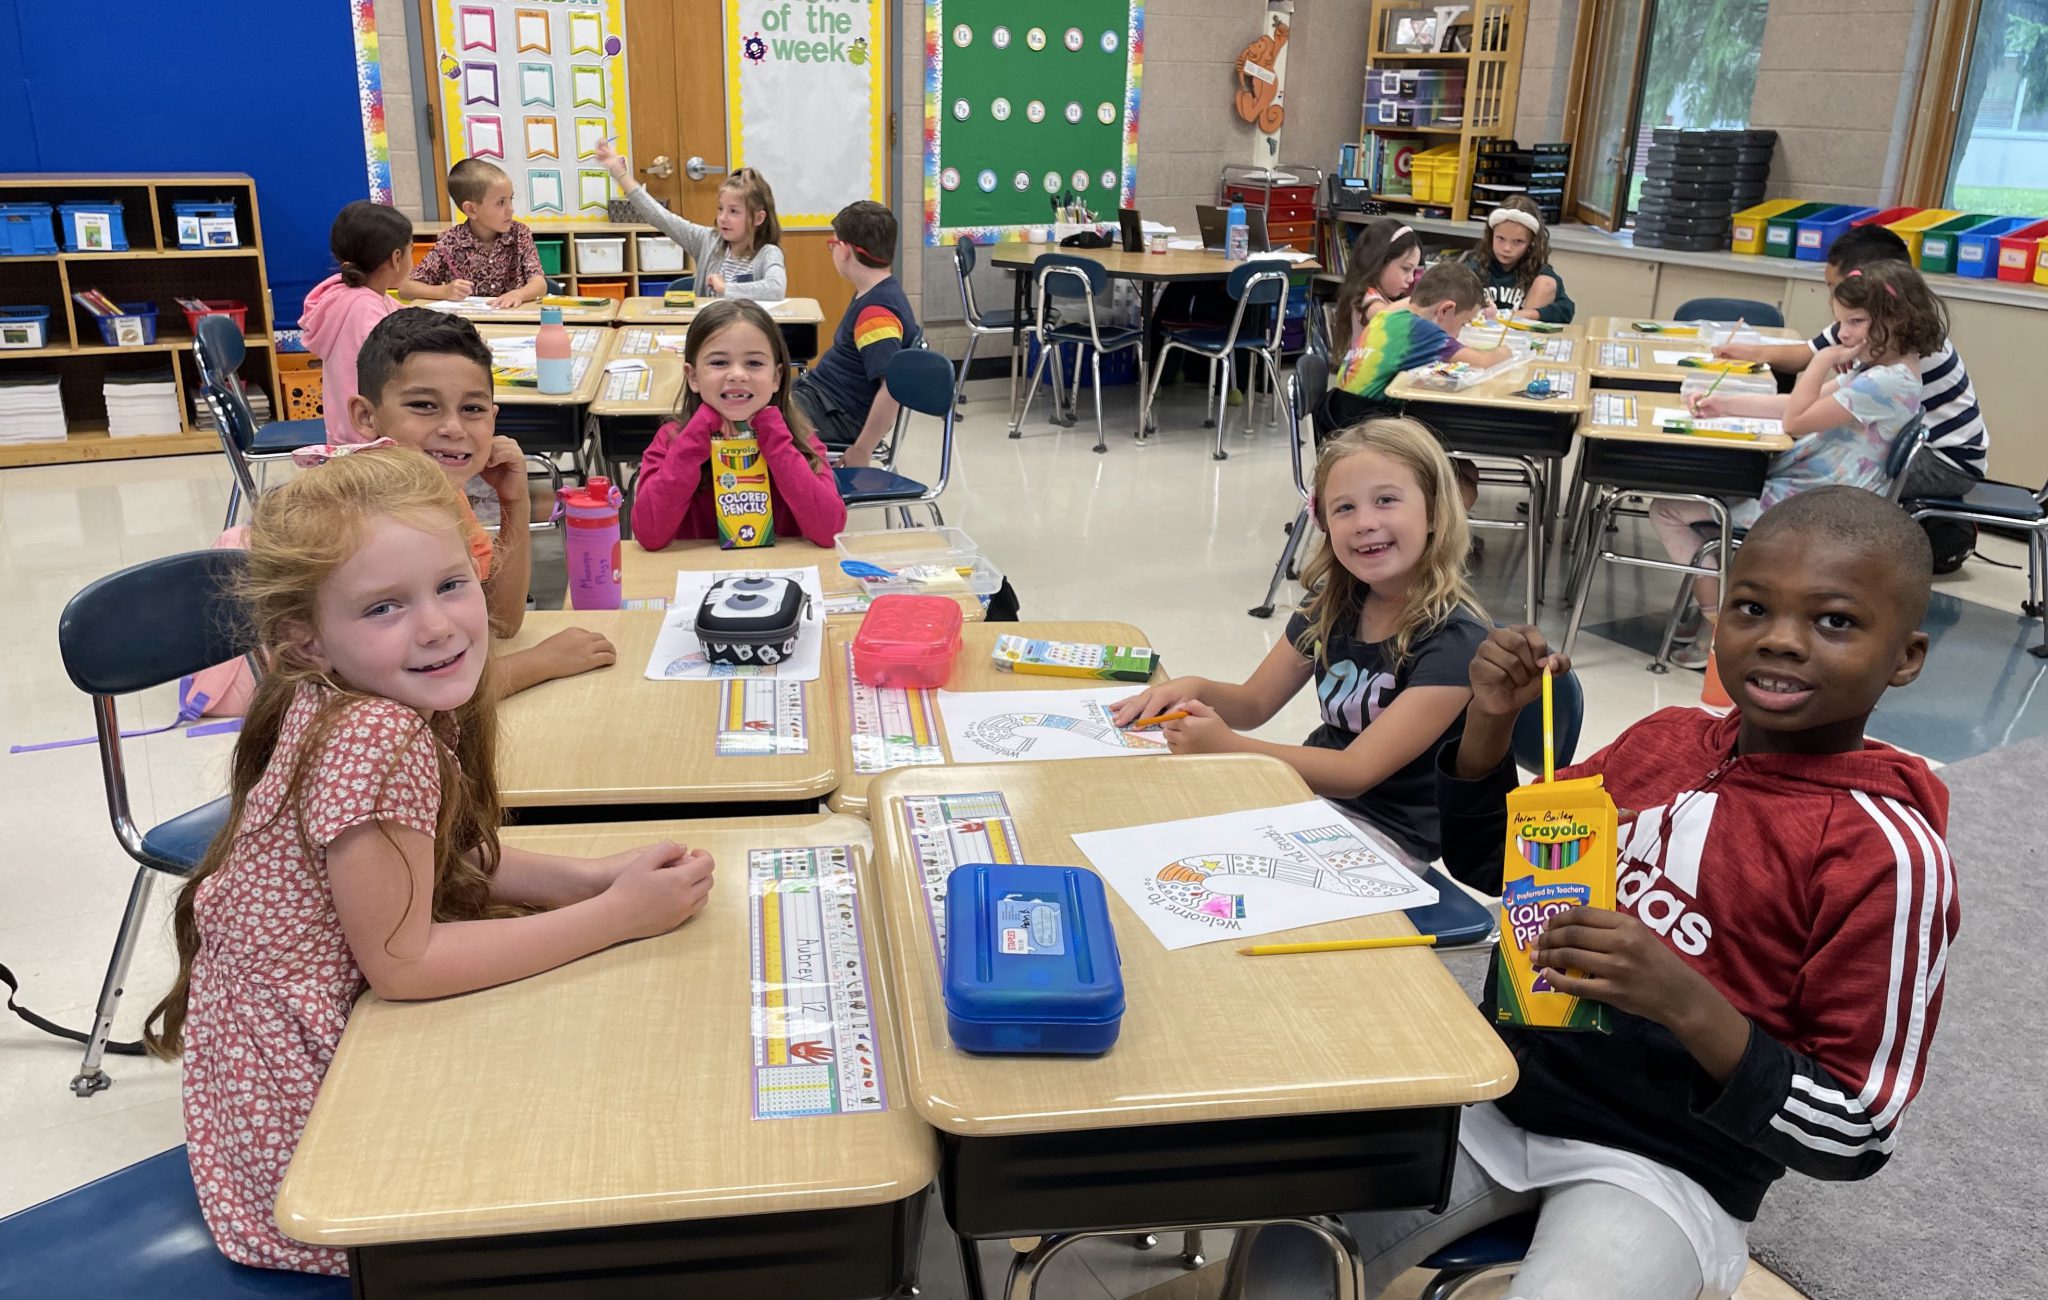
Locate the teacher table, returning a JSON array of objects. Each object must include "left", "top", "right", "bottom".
[
  {"left": 865, "top": 755, "right": 1517, "bottom": 1299},
  {"left": 276, "top": 813, "right": 937, "bottom": 1299},
  {"left": 822, "top": 619, "right": 1154, "bottom": 816},
  {"left": 495, "top": 610, "right": 840, "bottom": 818}
]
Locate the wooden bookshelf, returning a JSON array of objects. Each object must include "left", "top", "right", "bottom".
[
  {"left": 1357, "top": 0, "right": 1527, "bottom": 223},
  {"left": 0, "top": 172, "right": 280, "bottom": 468}
]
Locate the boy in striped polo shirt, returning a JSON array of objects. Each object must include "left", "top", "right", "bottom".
[{"left": 794, "top": 200, "right": 920, "bottom": 467}]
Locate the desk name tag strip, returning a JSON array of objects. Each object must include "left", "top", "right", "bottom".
[
  {"left": 1596, "top": 342, "right": 1639, "bottom": 369},
  {"left": 601, "top": 365, "right": 652, "bottom": 403},
  {"left": 748, "top": 846, "right": 888, "bottom": 1118},
  {"left": 845, "top": 645, "right": 944, "bottom": 774},
  {"left": 899, "top": 791, "right": 1023, "bottom": 958},
  {"left": 717, "top": 680, "right": 810, "bottom": 755},
  {"left": 1530, "top": 336, "right": 1576, "bottom": 362},
  {"left": 1592, "top": 392, "right": 1638, "bottom": 427}
]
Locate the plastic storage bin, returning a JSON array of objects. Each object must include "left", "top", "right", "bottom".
[
  {"left": 90, "top": 302, "right": 158, "bottom": 347},
  {"left": 0, "top": 306, "right": 50, "bottom": 349},
  {"left": 58, "top": 201, "right": 128, "bottom": 252},
  {"left": 1855, "top": 206, "right": 1920, "bottom": 230},
  {"left": 851, "top": 594, "right": 964, "bottom": 689},
  {"left": 1729, "top": 199, "right": 1802, "bottom": 255},
  {"left": 534, "top": 236, "right": 566, "bottom": 276},
  {"left": 278, "top": 352, "right": 324, "bottom": 421},
  {"left": 1918, "top": 213, "right": 1997, "bottom": 274},
  {"left": 410, "top": 237, "right": 437, "bottom": 269},
  {"left": 178, "top": 300, "right": 248, "bottom": 334},
  {"left": 0, "top": 203, "right": 58, "bottom": 256},
  {"left": 638, "top": 278, "right": 670, "bottom": 298},
  {"left": 637, "top": 235, "right": 685, "bottom": 272},
  {"left": 1994, "top": 219, "right": 2048, "bottom": 281},
  {"left": 942, "top": 862, "right": 1124, "bottom": 1056},
  {"left": 835, "top": 525, "right": 1006, "bottom": 597},
  {"left": 580, "top": 279, "right": 629, "bottom": 301},
  {"left": 575, "top": 236, "right": 626, "bottom": 273},
  {"left": 1793, "top": 205, "right": 1877, "bottom": 261},
  {"left": 171, "top": 200, "right": 239, "bottom": 248},
  {"left": 1885, "top": 209, "right": 1962, "bottom": 262},
  {"left": 1761, "top": 202, "right": 1831, "bottom": 257},
  {"left": 1953, "top": 216, "right": 2035, "bottom": 278},
  {"left": 1410, "top": 145, "right": 1461, "bottom": 203}
]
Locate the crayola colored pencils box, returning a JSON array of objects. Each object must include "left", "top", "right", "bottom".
[
  {"left": 711, "top": 420, "right": 774, "bottom": 549},
  {"left": 1496, "top": 774, "right": 1617, "bottom": 1032}
]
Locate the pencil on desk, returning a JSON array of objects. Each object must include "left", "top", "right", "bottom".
[
  {"left": 1239, "top": 935, "right": 1439, "bottom": 956},
  {"left": 1128, "top": 709, "right": 1189, "bottom": 729}
]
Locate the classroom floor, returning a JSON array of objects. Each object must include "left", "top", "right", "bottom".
[{"left": 0, "top": 368, "right": 2029, "bottom": 1296}]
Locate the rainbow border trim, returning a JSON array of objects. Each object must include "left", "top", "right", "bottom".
[
  {"left": 351, "top": 0, "right": 394, "bottom": 204},
  {"left": 922, "top": 2, "right": 1146, "bottom": 246}
]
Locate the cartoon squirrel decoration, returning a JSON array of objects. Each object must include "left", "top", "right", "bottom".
[{"left": 1234, "top": 21, "right": 1288, "bottom": 132}]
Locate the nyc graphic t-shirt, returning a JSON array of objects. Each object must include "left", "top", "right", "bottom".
[{"left": 1284, "top": 602, "right": 1490, "bottom": 861}]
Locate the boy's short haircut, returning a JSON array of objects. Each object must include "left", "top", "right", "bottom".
[
  {"left": 1826, "top": 224, "right": 1910, "bottom": 273},
  {"left": 1410, "top": 260, "right": 1484, "bottom": 313},
  {"left": 449, "top": 158, "right": 510, "bottom": 209},
  {"left": 831, "top": 200, "right": 897, "bottom": 269},
  {"left": 357, "top": 308, "right": 494, "bottom": 407},
  {"left": 1741, "top": 485, "right": 1934, "bottom": 627}
]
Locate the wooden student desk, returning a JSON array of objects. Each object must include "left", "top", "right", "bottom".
[
  {"left": 276, "top": 813, "right": 937, "bottom": 1299},
  {"left": 494, "top": 610, "right": 840, "bottom": 816},
  {"left": 822, "top": 620, "right": 1154, "bottom": 816},
  {"left": 1582, "top": 337, "right": 1778, "bottom": 390},
  {"left": 478, "top": 323, "right": 614, "bottom": 474},
  {"left": 1583, "top": 314, "right": 1799, "bottom": 344},
  {"left": 864, "top": 756, "right": 1517, "bottom": 1294},
  {"left": 617, "top": 296, "right": 827, "bottom": 362},
  {"left": 612, "top": 537, "right": 984, "bottom": 625},
  {"left": 404, "top": 297, "right": 623, "bottom": 324}
]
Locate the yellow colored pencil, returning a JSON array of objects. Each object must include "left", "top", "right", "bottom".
[
  {"left": 1239, "top": 935, "right": 1439, "bottom": 956},
  {"left": 1541, "top": 662, "right": 1555, "bottom": 784}
]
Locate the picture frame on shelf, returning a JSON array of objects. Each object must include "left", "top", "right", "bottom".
[
  {"left": 1433, "top": 5, "right": 1473, "bottom": 51},
  {"left": 1383, "top": 8, "right": 1438, "bottom": 52}
]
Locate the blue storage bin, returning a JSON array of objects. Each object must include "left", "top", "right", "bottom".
[
  {"left": 0, "top": 306, "right": 51, "bottom": 348},
  {"left": 943, "top": 862, "right": 1124, "bottom": 1056},
  {"left": 638, "top": 278, "right": 670, "bottom": 297},
  {"left": 170, "top": 200, "right": 240, "bottom": 249},
  {"left": 1953, "top": 216, "right": 2036, "bottom": 278},
  {"left": 0, "top": 203, "right": 58, "bottom": 256},
  {"left": 1793, "top": 205, "right": 1877, "bottom": 262},
  {"left": 90, "top": 302, "right": 158, "bottom": 347},
  {"left": 58, "top": 201, "right": 129, "bottom": 253}
]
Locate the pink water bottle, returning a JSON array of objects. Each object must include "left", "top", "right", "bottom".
[
  {"left": 535, "top": 305, "right": 572, "bottom": 395},
  {"left": 558, "top": 476, "right": 622, "bottom": 610}
]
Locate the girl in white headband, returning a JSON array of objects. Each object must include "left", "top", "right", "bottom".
[{"left": 1463, "top": 195, "right": 1574, "bottom": 323}]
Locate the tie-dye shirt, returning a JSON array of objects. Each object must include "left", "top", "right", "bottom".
[
  {"left": 1334, "top": 307, "right": 1461, "bottom": 400},
  {"left": 1733, "top": 360, "right": 1922, "bottom": 528}
]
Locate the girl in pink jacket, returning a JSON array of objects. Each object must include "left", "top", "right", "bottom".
[
  {"left": 300, "top": 201, "right": 412, "bottom": 443},
  {"left": 632, "top": 298, "right": 847, "bottom": 549}
]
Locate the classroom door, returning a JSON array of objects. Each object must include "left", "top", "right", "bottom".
[{"left": 627, "top": 0, "right": 888, "bottom": 327}]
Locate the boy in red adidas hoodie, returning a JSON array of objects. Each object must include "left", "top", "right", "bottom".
[{"left": 1244, "top": 485, "right": 1958, "bottom": 1300}]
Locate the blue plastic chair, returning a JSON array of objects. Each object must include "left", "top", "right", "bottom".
[
  {"left": 835, "top": 348, "right": 956, "bottom": 527},
  {"left": 1673, "top": 296, "right": 1784, "bottom": 328},
  {"left": 56, "top": 549, "right": 249, "bottom": 1097},
  {"left": 194, "top": 315, "right": 325, "bottom": 530},
  {"left": 951, "top": 237, "right": 1022, "bottom": 410},
  {"left": 1415, "top": 1210, "right": 1539, "bottom": 1298},
  {"left": 1008, "top": 253, "right": 1145, "bottom": 454},
  {"left": 1141, "top": 259, "right": 1293, "bottom": 460},
  {"left": 0, "top": 1147, "right": 348, "bottom": 1297}
]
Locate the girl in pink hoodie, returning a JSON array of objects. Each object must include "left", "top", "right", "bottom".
[
  {"left": 632, "top": 298, "right": 847, "bottom": 549},
  {"left": 300, "top": 201, "right": 412, "bottom": 443}
]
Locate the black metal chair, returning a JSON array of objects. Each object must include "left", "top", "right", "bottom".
[
  {"left": 1141, "top": 259, "right": 1293, "bottom": 460},
  {"left": 193, "top": 315, "right": 324, "bottom": 529},
  {"left": 1250, "top": 352, "right": 1327, "bottom": 618},
  {"left": 56, "top": 549, "right": 251, "bottom": 1097},
  {"left": 1672, "top": 296, "right": 1784, "bottom": 328},
  {"left": 1893, "top": 421, "right": 2048, "bottom": 656},
  {"left": 1008, "top": 253, "right": 1145, "bottom": 454},
  {"left": 950, "top": 236, "right": 1022, "bottom": 410},
  {"left": 835, "top": 349, "right": 956, "bottom": 527}
]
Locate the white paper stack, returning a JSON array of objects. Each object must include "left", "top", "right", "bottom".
[
  {"left": 104, "top": 368, "right": 181, "bottom": 438},
  {"left": 0, "top": 373, "right": 66, "bottom": 444},
  {"left": 188, "top": 384, "right": 271, "bottom": 432}
]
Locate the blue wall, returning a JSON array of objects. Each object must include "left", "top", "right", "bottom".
[{"left": 0, "top": 1, "right": 376, "bottom": 324}]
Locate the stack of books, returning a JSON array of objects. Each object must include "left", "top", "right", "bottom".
[
  {"left": 0, "top": 372, "right": 66, "bottom": 444},
  {"left": 189, "top": 384, "right": 272, "bottom": 433},
  {"left": 104, "top": 367, "right": 181, "bottom": 438}
]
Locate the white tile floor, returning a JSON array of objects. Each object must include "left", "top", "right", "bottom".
[{"left": 0, "top": 371, "right": 2029, "bottom": 1294}]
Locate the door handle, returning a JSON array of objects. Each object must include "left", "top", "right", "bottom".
[
  {"left": 684, "top": 156, "right": 726, "bottom": 183},
  {"left": 641, "top": 155, "right": 675, "bottom": 180}
]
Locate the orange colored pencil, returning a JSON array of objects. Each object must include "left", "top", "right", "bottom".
[{"left": 1128, "top": 710, "right": 1189, "bottom": 729}]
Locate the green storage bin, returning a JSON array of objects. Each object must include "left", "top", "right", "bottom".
[
  {"left": 1762, "top": 203, "right": 1831, "bottom": 258},
  {"left": 1917, "top": 213, "right": 1998, "bottom": 275},
  {"left": 534, "top": 236, "right": 565, "bottom": 276}
]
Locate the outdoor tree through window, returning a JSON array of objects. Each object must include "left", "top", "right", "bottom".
[{"left": 1949, "top": 0, "right": 2048, "bottom": 215}]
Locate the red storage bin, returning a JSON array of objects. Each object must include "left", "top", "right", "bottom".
[
  {"left": 852, "top": 594, "right": 963, "bottom": 690},
  {"left": 179, "top": 299, "right": 248, "bottom": 334},
  {"left": 1995, "top": 219, "right": 2048, "bottom": 282}
]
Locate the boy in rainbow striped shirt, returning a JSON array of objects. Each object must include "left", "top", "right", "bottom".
[
  {"left": 796, "top": 200, "right": 921, "bottom": 468},
  {"left": 1325, "top": 261, "right": 1513, "bottom": 431}
]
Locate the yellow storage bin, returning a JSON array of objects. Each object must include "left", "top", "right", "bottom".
[
  {"left": 2034, "top": 236, "right": 2048, "bottom": 287},
  {"left": 1885, "top": 209, "right": 1962, "bottom": 263},
  {"left": 1730, "top": 199, "right": 1804, "bottom": 255},
  {"left": 1412, "top": 145, "right": 1461, "bottom": 204}
]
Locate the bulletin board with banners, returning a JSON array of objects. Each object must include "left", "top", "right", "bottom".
[
  {"left": 429, "top": 0, "right": 632, "bottom": 220},
  {"left": 923, "top": 1, "right": 1145, "bottom": 245}
]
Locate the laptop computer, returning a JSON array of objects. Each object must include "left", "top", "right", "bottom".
[{"left": 1195, "top": 204, "right": 1270, "bottom": 253}]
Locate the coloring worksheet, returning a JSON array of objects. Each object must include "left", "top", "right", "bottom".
[
  {"left": 936, "top": 687, "right": 1168, "bottom": 763},
  {"left": 1072, "top": 799, "right": 1438, "bottom": 951}
]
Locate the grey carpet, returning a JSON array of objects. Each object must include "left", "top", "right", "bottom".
[{"left": 1746, "top": 735, "right": 2048, "bottom": 1298}]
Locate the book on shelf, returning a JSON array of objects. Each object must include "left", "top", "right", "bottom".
[
  {"left": 188, "top": 385, "right": 272, "bottom": 433},
  {"left": 0, "top": 371, "right": 67, "bottom": 444}
]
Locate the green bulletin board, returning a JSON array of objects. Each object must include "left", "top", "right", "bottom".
[{"left": 922, "top": 1, "right": 1145, "bottom": 245}]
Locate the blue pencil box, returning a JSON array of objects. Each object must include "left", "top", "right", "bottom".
[{"left": 942, "top": 863, "right": 1125, "bottom": 1056}]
